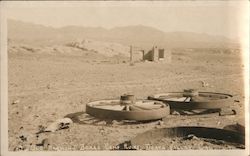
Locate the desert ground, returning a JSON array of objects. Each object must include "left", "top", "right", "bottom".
[{"left": 8, "top": 44, "right": 245, "bottom": 150}]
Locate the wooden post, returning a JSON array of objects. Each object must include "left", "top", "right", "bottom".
[
  {"left": 130, "top": 45, "right": 133, "bottom": 62},
  {"left": 142, "top": 50, "right": 145, "bottom": 61}
]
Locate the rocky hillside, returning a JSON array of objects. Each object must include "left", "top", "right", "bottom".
[{"left": 8, "top": 19, "right": 239, "bottom": 49}]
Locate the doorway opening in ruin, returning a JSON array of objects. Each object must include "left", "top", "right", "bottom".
[{"left": 159, "top": 49, "right": 165, "bottom": 59}]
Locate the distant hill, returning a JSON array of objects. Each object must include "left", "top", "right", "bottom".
[{"left": 8, "top": 19, "right": 239, "bottom": 49}]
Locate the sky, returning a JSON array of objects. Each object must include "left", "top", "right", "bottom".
[{"left": 2, "top": 1, "right": 249, "bottom": 40}]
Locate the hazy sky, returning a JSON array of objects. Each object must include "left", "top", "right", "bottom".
[{"left": 2, "top": 1, "right": 248, "bottom": 40}]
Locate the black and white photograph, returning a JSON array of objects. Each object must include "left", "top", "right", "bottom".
[{"left": 0, "top": 1, "right": 249, "bottom": 155}]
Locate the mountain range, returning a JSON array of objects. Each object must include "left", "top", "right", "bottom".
[{"left": 8, "top": 19, "right": 239, "bottom": 49}]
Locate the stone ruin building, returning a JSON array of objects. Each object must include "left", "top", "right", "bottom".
[{"left": 130, "top": 46, "right": 171, "bottom": 63}]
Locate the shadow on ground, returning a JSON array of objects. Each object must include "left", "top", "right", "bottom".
[
  {"left": 171, "top": 109, "right": 220, "bottom": 116},
  {"left": 64, "top": 109, "right": 221, "bottom": 126},
  {"left": 64, "top": 111, "right": 161, "bottom": 125}
]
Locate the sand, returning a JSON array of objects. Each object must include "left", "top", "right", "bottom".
[{"left": 8, "top": 45, "right": 245, "bottom": 151}]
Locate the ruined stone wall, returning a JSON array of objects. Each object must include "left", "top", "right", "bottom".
[
  {"left": 143, "top": 46, "right": 171, "bottom": 63},
  {"left": 130, "top": 46, "right": 172, "bottom": 63},
  {"left": 152, "top": 46, "right": 159, "bottom": 61},
  {"left": 131, "top": 51, "right": 144, "bottom": 62}
]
